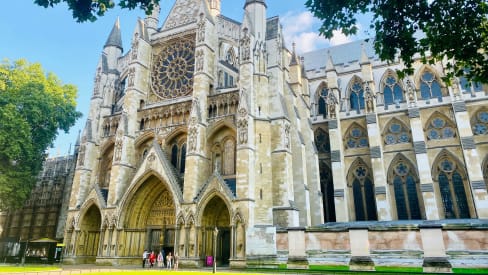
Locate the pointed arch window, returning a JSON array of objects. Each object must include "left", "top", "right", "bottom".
[
  {"left": 389, "top": 158, "right": 422, "bottom": 220},
  {"left": 315, "top": 128, "right": 330, "bottom": 153},
  {"left": 384, "top": 119, "right": 411, "bottom": 145},
  {"left": 472, "top": 110, "right": 488, "bottom": 135},
  {"left": 426, "top": 116, "right": 457, "bottom": 140},
  {"left": 435, "top": 156, "right": 470, "bottom": 219},
  {"left": 420, "top": 71, "right": 443, "bottom": 100},
  {"left": 345, "top": 125, "right": 369, "bottom": 149},
  {"left": 349, "top": 160, "right": 377, "bottom": 221},
  {"left": 320, "top": 160, "right": 336, "bottom": 222},
  {"left": 170, "top": 142, "right": 187, "bottom": 175},
  {"left": 382, "top": 74, "right": 404, "bottom": 106},
  {"left": 349, "top": 79, "right": 365, "bottom": 113},
  {"left": 317, "top": 86, "right": 329, "bottom": 117}
]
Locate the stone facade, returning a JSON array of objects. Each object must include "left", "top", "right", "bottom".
[{"left": 61, "top": 0, "right": 488, "bottom": 271}]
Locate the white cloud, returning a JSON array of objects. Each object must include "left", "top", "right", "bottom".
[{"left": 281, "top": 11, "right": 362, "bottom": 53}]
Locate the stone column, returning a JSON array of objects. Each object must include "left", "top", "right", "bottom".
[
  {"left": 408, "top": 107, "right": 440, "bottom": 220},
  {"left": 348, "top": 228, "right": 374, "bottom": 271},
  {"left": 420, "top": 225, "right": 451, "bottom": 273},
  {"left": 366, "top": 110, "right": 392, "bottom": 220},
  {"left": 286, "top": 228, "right": 308, "bottom": 269},
  {"left": 452, "top": 100, "right": 488, "bottom": 218}
]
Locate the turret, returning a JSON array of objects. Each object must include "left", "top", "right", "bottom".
[
  {"left": 208, "top": 0, "right": 221, "bottom": 17},
  {"left": 103, "top": 18, "right": 123, "bottom": 70},
  {"left": 244, "top": 0, "right": 267, "bottom": 40},
  {"left": 145, "top": 3, "right": 160, "bottom": 35}
]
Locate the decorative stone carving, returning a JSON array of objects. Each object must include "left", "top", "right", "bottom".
[
  {"left": 78, "top": 145, "right": 85, "bottom": 166},
  {"left": 127, "top": 67, "right": 135, "bottom": 88},
  {"left": 364, "top": 85, "right": 375, "bottom": 113},
  {"left": 197, "top": 13, "right": 206, "bottom": 43},
  {"left": 196, "top": 49, "right": 204, "bottom": 72},
  {"left": 114, "top": 129, "right": 123, "bottom": 162},
  {"left": 131, "top": 33, "right": 139, "bottom": 60},
  {"left": 327, "top": 92, "right": 338, "bottom": 119},
  {"left": 237, "top": 108, "right": 248, "bottom": 145},
  {"left": 188, "top": 117, "right": 198, "bottom": 152},
  {"left": 405, "top": 79, "right": 417, "bottom": 106},
  {"left": 283, "top": 122, "right": 291, "bottom": 149},
  {"left": 240, "top": 28, "right": 251, "bottom": 62}
]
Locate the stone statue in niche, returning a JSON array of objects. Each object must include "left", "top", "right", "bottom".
[
  {"left": 364, "top": 85, "right": 375, "bottom": 113},
  {"left": 197, "top": 13, "right": 206, "bottom": 43},
  {"left": 127, "top": 67, "right": 135, "bottom": 87},
  {"left": 240, "top": 28, "right": 250, "bottom": 62},
  {"left": 327, "top": 92, "right": 338, "bottom": 119},
  {"left": 283, "top": 123, "right": 291, "bottom": 149},
  {"left": 405, "top": 79, "right": 416, "bottom": 106}
]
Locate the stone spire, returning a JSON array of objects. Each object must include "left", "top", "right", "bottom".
[
  {"left": 326, "top": 50, "right": 336, "bottom": 72},
  {"left": 290, "top": 42, "right": 299, "bottom": 66},
  {"left": 360, "top": 42, "right": 370, "bottom": 65},
  {"left": 104, "top": 17, "right": 123, "bottom": 51}
]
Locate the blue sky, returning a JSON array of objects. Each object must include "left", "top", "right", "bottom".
[{"left": 0, "top": 0, "right": 365, "bottom": 157}]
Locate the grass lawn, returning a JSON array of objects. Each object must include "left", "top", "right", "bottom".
[{"left": 0, "top": 265, "right": 61, "bottom": 272}]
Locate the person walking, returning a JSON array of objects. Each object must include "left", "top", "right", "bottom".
[
  {"left": 166, "top": 252, "right": 173, "bottom": 269},
  {"left": 157, "top": 250, "right": 164, "bottom": 268},
  {"left": 149, "top": 251, "right": 155, "bottom": 268},
  {"left": 142, "top": 250, "right": 148, "bottom": 268},
  {"left": 173, "top": 253, "right": 179, "bottom": 270}
]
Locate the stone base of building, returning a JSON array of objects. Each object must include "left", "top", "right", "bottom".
[
  {"left": 62, "top": 256, "right": 97, "bottom": 265},
  {"left": 422, "top": 257, "right": 452, "bottom": 273},
  {"left": 246, "top": 255, "right": 280, "bottom": 269},
  {"left": 348, "top": 256, "right": 375, "bottom": 271},
  {"left": 179, "top": 258, "right": 201, "bottom": 268},
  {"left": 287, "top": 256, "right": 309, "bottom": 269},
  {"left": 229, "top": 258, "right": 247, "bottom": 269}
]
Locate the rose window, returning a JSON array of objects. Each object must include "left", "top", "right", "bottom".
[{"left": 151, "top": 38, "right": 195, "bottom": 99}]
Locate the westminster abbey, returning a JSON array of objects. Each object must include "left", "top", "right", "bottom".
[{"left": 3, "top": 0, "right": 488, "bottom": 271}]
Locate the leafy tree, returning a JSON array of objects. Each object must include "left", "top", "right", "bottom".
[
  {"left": 0, "top": 59, "right": 82, "bottom": 210},
  {"left": 34, "top": 0, "right": 159, "bottom": 22},
  {"left": 305, "top": 0, "right": 488, "bottom": 83}
]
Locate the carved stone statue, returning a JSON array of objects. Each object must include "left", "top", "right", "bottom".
[
  {"left": 364, "top": 85, "right": 375, "bottom": 113},
  {"left": 327, "top": 92, "right": 338, "bottom": 119},
  {"left": 240, "top": 29, "right": 251, "bottom": 62}
]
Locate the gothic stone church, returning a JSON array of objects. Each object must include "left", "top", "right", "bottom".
[{"left": 63, "top": 0, "right": 488, "bottom": 270}]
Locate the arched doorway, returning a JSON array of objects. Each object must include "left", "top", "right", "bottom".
[
  {"left": 201, "top": 196, "right": 231, "bottom": 266},
  {"left": 77, "top": 204, "right": 101, "bottom": 259},
  {"left": 120, "top": 175, "right": 176, "bottom": 258}
]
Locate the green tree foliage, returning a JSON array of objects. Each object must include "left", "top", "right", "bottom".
[
  {"left": 0, "top": 59, "right": 82, "bottom": 210},
  {"left": 34, "top": 0, "right": 159, "bottom": 22},
  {"left": 305, "top": 0, "right": 488, "bottom": 83}
]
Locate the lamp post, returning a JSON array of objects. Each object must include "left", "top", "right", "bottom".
[{"left": 213, "top": 227, "right": 219, "bottom": 273}]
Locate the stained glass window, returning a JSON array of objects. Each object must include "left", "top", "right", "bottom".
[
  {"left": 346, "top": 126, "right": 369, "bottom": 149},
  {"left": 151, "top": 36, "right": 195, "bottom": 99},
  {"left": 391, "top": 159, "right": 422, "bottom": 220},
  {"left": 426, "top": 116, "right": 456, "bottom": 140},
  {"left": 315, "top": 128, "right": 331, "bottom": 153},
  {"left": 420, "top": 71, "right": 443, "bottom": 100},
  {"left": 383, "top": 74, "right": 404, "bottom": 106},
  {"left": 437, "top": 157, "right": 471, "bottom": 219},
  {"left": 349, "top": 80, "right": 365, "bottom": 113},
  {"left": 320, "top": 161, "right": 336, "bottom": 222},
  {"left": 472, "top": 111, "right": 488, "bottom": 135},
  {"left": 350, "top": 160, "right": 377, "bottom": 221},
  {"left": 383, "top": 120, "right": 411, "bottom": 145}
]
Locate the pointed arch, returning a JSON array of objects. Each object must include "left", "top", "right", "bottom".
[
  {"left": 347, "top": 75, "right": 365, "bottom": 113},
  {"left": 383, "top": 117, "right": 411, "bottom": 145},
  {"left": 424, "top": 111, "right": 457, "bottom": 141},
  {"left": 380, "top": 69, "right": 404, "bottom": 107},
  {"left": 432, "top": 150, "right": 472, "bottom": 219},
  {"left": 347, "top": 157, "right": 377, "bottom": 221},
  {"left": 387, "top": 154, "right": 423, "bottom": 220},
  {"left": 314, "top": 127, "right": 331, "bottom": 153},
  {"left": 315, "top": 82, "right": 329, "bottom": 117},
  {"left": 319, "top": 159, "right": 336, "bottom": 222},
  {"left": 414, "top": 65, "right": 447, "bottom": 100},
  {"left": 344, "top": 122, "right": 369, "bottom": 149}
]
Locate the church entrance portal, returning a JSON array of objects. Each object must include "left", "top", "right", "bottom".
[
  {"left": 78, "top": 204, "right": 101, "bottom": 259},
  {"left": 201, "top": 196, "right": 231, "bottom": 266},
  {"left": 121, "top": 175, "right": 176, "bottom": 257}
]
